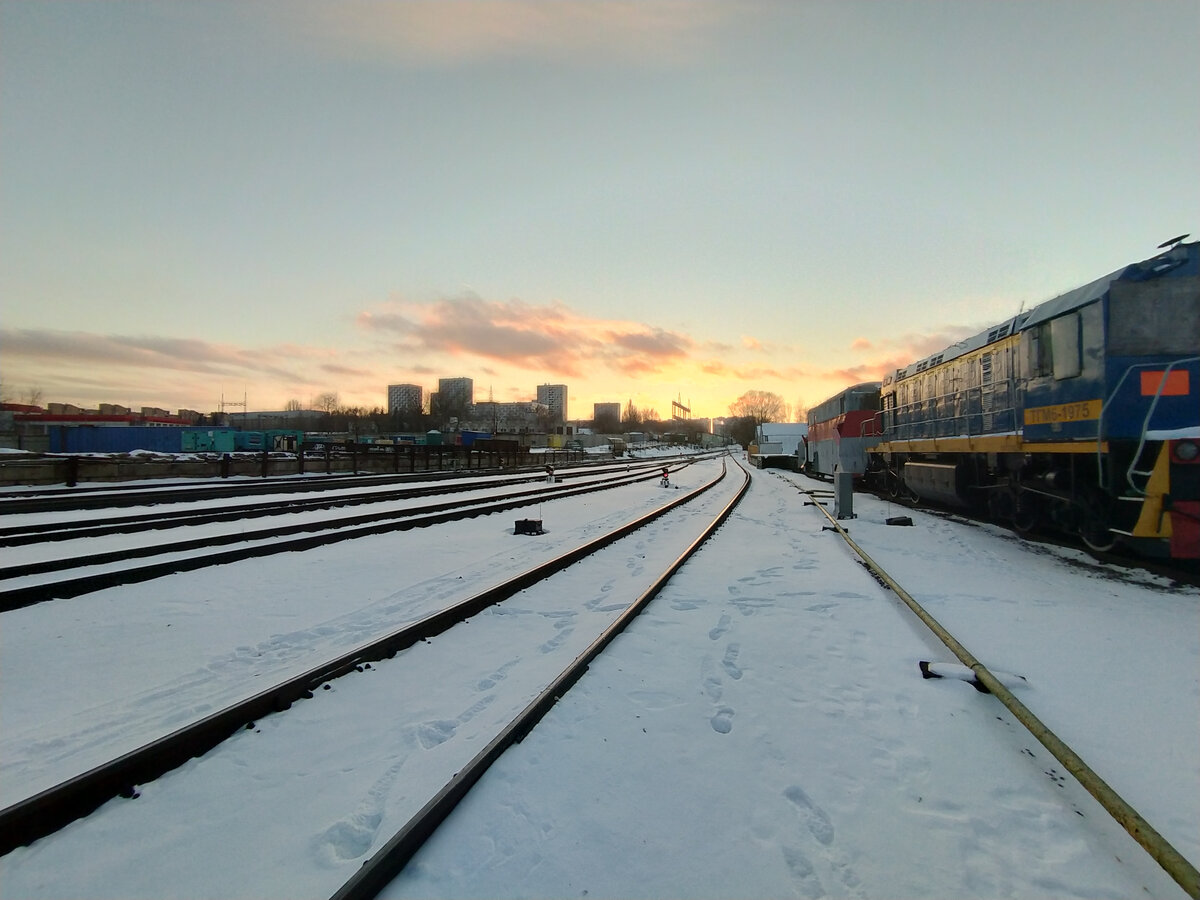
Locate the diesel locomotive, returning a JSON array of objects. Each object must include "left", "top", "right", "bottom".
[{"left": 806, "top": 238, "right": 1199, "bottom": 559}]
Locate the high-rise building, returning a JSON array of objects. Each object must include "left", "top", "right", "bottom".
[
  {"left": 387, "top": 383, "right": 423, "bottom": 415},
  {"left": 435, "top": 377, "right": 474, "bottom": 422},
  {"left": 537, "top": 383, "right": 567, "bottom": 423},
  {"left": 469, "top": 401, "right": 546, "bottom": 433},
  {"left": 593, "top": 402, "right": 620, "bottom": 423}
]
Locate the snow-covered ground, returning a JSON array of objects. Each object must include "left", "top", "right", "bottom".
[
  {"left": 0, "top": 461, "right": 667, "bottom": 581},
  {"left": 2, "top": 455, "right": 1196, "bottom": 898}
]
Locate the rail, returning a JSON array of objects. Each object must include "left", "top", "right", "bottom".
[
  {"left": 328, "top": 457, "right": 751, "bottom": 900},
  {"left": 795, "top": 484, "right": 1199, "bottom": 899},
  {"left": 0, "top": 459, "right": 731, "bottom": 856},
  {"left": 0, "top": 464, "right": 689, "bottom": 611}
]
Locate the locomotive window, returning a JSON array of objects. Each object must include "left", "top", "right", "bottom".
[
  {"left": 1051, "top": 312, "right": 1081, "bottom": 379},
  {"left": 1109, "top": 276, "right": 1200, "bottom": 355},
  {"left": 1029, "top": 322, "right": 1053, "bottom": 378}
]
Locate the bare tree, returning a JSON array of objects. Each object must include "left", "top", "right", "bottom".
[
  {"left": 621, "top": 399, "right": 643, "bottom": 429},
  {"left": 593, "top": 408, "right": 620, "bottom": 433},
  {"left": 726, "top": 415, "right": 759, "bottom": 448},
  {"left": 794, "top": 397, "right": 808, "bottom": 423},
  {"left": 314, "top": 392, "right": 339, "bottom": 414},
  {"left": 284, "top": 398, "right": 304, "bottom": 411},
  {"left": 729, "top": 390, "right": 787, "bottom": 425}
]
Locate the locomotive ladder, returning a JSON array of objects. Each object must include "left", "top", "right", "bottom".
[{"left": 1100, "top": 356, "right": 1200, "bottom": 495}]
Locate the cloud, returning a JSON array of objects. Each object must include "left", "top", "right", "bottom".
[
  {"left": 804, "top": 324, "right": 985, "bottom": 391},
  {"left": 6, "top": 301, "right": 979, "bottom": 420},
  {"left": 0, "top": 328, "right": 378, "bottom": 411},
  {"left": 319, "top": 363, "right": 374, "bottom": 378},
  {"left": 860, "top": 327, "right": 980, "bottom": 376},
  {"left": 2, "top": 329, "right": 306, "bottom": 382},
  {"left": 739, "top": 335, "right": 799, "bottom": 355},
  {"left": 359, "top": 294, "right": 693, "bottom": 379},
  {"left": 276, "top": 1, "right": 731, "bottom": 67},
  {"left": 697, "top": 360, "right": 810, "bottom": 382},
  {"left": 605, "top": 327, "right": 691, "bottom": 359}
]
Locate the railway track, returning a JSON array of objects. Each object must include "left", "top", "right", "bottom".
[
  {"left": 0, "top": 468, "right": 458, "bottom": 514},
  {"left": 0, "top": 457, "right": 675, "bottom": 521},
  {"left": 3, "top": 459, "right": 1193, "bottom": 898},
  {"left": 786, "top": 473, "right": 1199, "bottom": 899},
  {"left": 822, "top": 473, "right": 1200, "bottom": 588},
  {"left": 0, "top": 460, "right": 692, "bottom": 611},
  {"left": 0, "top": 466, "right": 638, "bottom": 545},
  {"left": 0, "top": 457, "right": 748, "bottom": 876}
]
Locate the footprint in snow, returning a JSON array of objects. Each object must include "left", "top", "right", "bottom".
[
  {"left": 417, "top": 719, "right": 458, "bottom": 749},
  {"left": 709, "top": 613, "right": 731, "bottom": 641},
  {"left": 314, "top": 760, "right": 406, "bottom": 863},
  {"left": 710, "top": 706, "right": 734, "bottom": 734},
  {"left": 721, "top": 643, "right": 743, "bottom": 680},
  {"left": 785, "top": 786, "right": 835, "bottom": 845},
  {"left": 781, "top": 845, "right": 826, "bottom": 899}
]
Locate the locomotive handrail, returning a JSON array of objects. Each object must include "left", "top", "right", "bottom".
[
  {"left": 856, "top": 415, "right": 882, "bottom": 440},
  {"left": 880, "top": 384, "right": 1019, "bottom": 444},
  {"left": 1098, "top": 356, "right": 1200, "bottom": 495}
]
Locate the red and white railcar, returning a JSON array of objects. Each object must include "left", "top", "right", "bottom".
[{"left": 805, "top": 382, "right": 882, "bottom": 478}]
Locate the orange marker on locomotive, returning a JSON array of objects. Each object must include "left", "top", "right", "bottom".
[{"left": 809, "top": 238, "right": 1200, "bottom": 560}]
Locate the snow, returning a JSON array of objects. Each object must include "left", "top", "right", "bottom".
[{"left": 1, "top": 455, "right": 1197, "bottom": 899}]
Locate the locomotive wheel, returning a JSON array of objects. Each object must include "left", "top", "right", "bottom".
[
  {"left": 989, "top": 487, "right": 1015, "bottom": 521},
  {"left": 1011, "top": 490, "right": 1040, "bottom": 535},
  {"left": 1078, "top": 493, "right": 1119, "bottom": 553},
  {"left": 1080, "top": 523, "right": 1119, "bottom": 553},
  {"left": 887, "top": 469, "right": 905, "bottom": 499}
]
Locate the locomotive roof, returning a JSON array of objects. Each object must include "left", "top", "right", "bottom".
[
  {"left": 888, "top": 312, "right": 1027, "bottom": 384},
  {"left": 840, "top": 382, "right": 881, "bottom": 394},
  {"left": 808, "top": 382, "right": 881, "bottom": 413},
  {"left": 1022, "top": 240, "right": 1196, "bottom": 328},
  {"left": 887, "top": 240, "right": 1197, "bottom": 385}
]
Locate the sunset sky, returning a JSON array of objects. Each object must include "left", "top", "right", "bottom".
[{"left": 2, "top": 1, "right": 1196, "bottom": 422}]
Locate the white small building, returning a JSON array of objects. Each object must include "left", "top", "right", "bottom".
[{"left": 754, "top": 423, "right": 808, "bottom": 456}]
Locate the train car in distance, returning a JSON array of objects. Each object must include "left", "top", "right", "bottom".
[{"left": 804, "top": 382, "right": 881, "bottom": 478}]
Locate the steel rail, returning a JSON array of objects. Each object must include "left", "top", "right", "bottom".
[
  {"left": 0, "top": 461, "right": 678, "bottom": 545},
  {"left": 0, "top": 460, "right": 681, "bottom": 540},
  {"left": 0, "top": 455, "right": 665, "bottom": 514},
  {"left": 0, "top": 464, "right": 686, "bottom": 579},
  {"left": 327, "top": 457, "right": 750, "bottom": 900},
  {"left": 0, "top": 464, "right": 689, "bottom": 611},
  {"left": 0, "top": 460, "right": 725, "bottom": 856},
  {"left": 796, "top": 482, "right": 1200, "bottom": 900},
  {"left": 0, "top": 469, "right": 448, "bottom": 514}
]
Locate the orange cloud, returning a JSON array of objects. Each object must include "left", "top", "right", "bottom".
[
  {"left": 360, "top": 295, "right": 693, "bottom": 379},
  {"left": 279, "top": 1, "right": 729, "bottom": 67},
  {"left": 807, "top": 325, "right": 984, "bottom": 392}
]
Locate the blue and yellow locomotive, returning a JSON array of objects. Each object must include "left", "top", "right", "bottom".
[{"left": 871, "top": 238, "right": 1198, "bottom": 559}]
